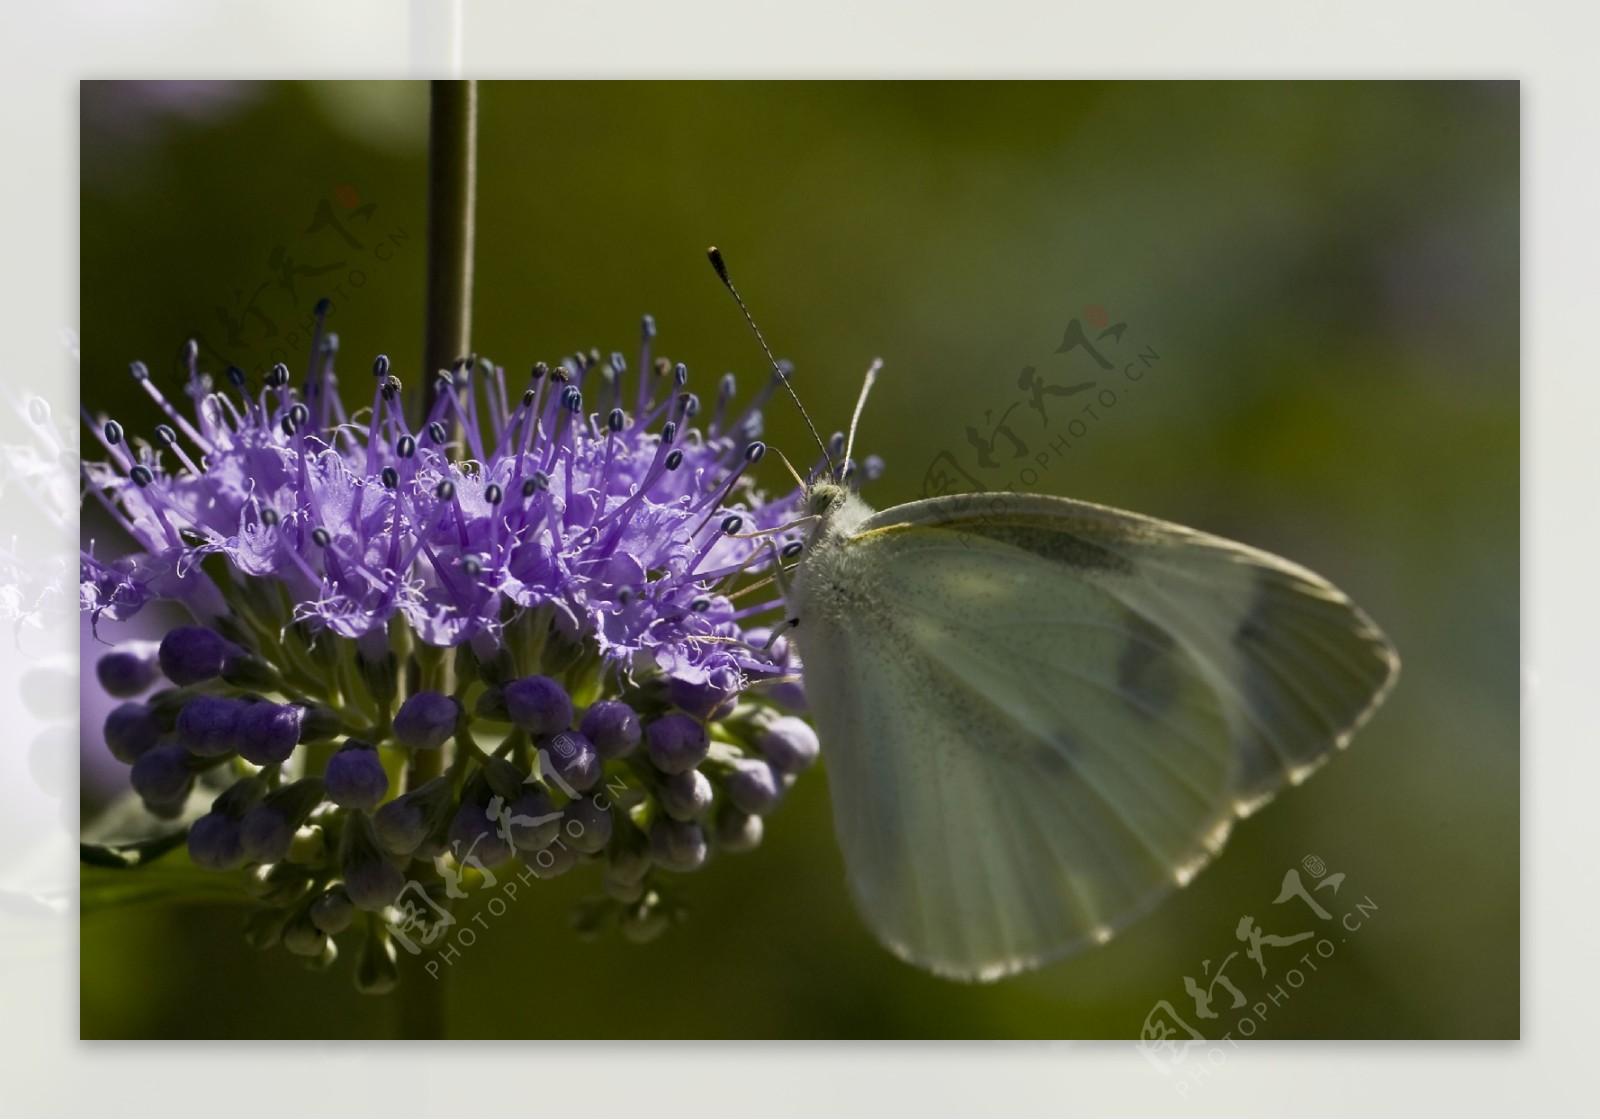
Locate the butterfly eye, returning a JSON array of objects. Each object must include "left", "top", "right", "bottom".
[{"left": 807, "top": 485, "right": 843, "bottom": 517}]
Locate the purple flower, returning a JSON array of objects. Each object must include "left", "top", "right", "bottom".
[
  {"left": 392, "top": 690, "right": 460, "bottom": 750},
  {"left": 580, "top": 700, "right": 641, "bottom": 759},
  {"left": 714, "top": 808, "right": 764, "bottom": 853},
  {"left": 96, "top": 641, "right": 162, "bottom": 697},
  {"left": 504, "top": 675, "right": 573, "bottom": 737},
  {"left": 309, "top": 888, "right": 355, "bottom": 936},
  {"left": 645, "top": 713, "right": 709, "bottom": 775},
  {"left": 725, "top": 757, "right": 785, "bottom": 816},
  {"left": 343, "top": 856, "right": 405, "bottom": 912},
  {"left": 755, "top": 715, "right": 820, "bottom": 774},
  {"left": 188, "top": 812, "right": 245, "bottom": 871},
  {"left": 235, "top": 701, "right": 303, "bottom": 765},
  {"left": 103, "top": 701, "right": 160, "bottom": 764},
  {"left": 130, "top": 744, "right": 192, "bottom": 808},
  {"left": 648, "top": 817, "right": 708, "bottom": 873},
  {"left": 77, "top": 321, "right": 867, "bottom": 986},
  {"left": 658, "top": 768, "right": 713, "bottom": 822},
  {"left": 79, "top": 336, "right": 807, "bottom": 702},
  {"left": 562, "top": 795, "right": 614, "bottom": 854},
  {"left": 158, "top": 625, "right": 228, "bottom": 686},
  {"left": 176, "top": 695, "right": 246, "bottom": 757},
  {"left": 447, "top": 796, "right": 515, "bottom": 869},
  {"left": 323, "top": 740, "right": 389, "bottom": 810},
  {"left": 541, "top": 729, "right": 601, "bottom": 792},
  {"left": 238, "top": 778, "right": 324, "bottom": 863}
]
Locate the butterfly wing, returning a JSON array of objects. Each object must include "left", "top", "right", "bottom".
[{"left": 792, "top": 492, "right": 1397, "bottom": 980}]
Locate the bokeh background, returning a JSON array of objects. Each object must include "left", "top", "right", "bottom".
[{"left": 79, "top": 80, "right": 1518, "bottom": 1040}]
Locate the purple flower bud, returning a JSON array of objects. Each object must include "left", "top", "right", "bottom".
[
  {"left": 188, "top": 812, "right": 245, "bottom": 871},
  {"left": 244, "top": 862, "right": 310, "bottom": 905},
  {"left": 580, "top": 700, "right": 641, "bottom": 759},
  {"left": 310, "top": 887, "right": 355, "bottom": 935},
  {"left": 393, "top": 690, "right": 460, "bottom": 751},
  {"left": 648, "top": 817, "right": 708, "bottom": 873},
  {"left": 525, "top": 839, "right": 579, "bottom": 880},
  {"left": 176, "top": 695, "right": 246, "bottom": 757},
  {"left": 96, "top": 643, "right": 161, "bottom": 697},
  {"left": 157, "top": 625, "right": 228, "bottom": 686},
  {"left": 541, "top": 730, "right": 602, "bottom": 792},
  {"left": 506, "top": 786, "right": 561, "bottom": 851},
  {"left": 355, "top": 925, "right": 401, "bottom": 995},
  {"left": 604, "top": 869, "right": 647, "bottom": 903},
  {"left": 103, "top": 701, "right": 160, "bottom": 764},
  {"left": 504, "top": 675, "right": 573, "bottom": 736},
  {"left": 130, "top": 744, "right": 192, "bottom": 805},
  {"left": 282, "top": 915, "right": 328, "bottom": 957},
  {"left": 448, "top": 799, "right": 514, "bottom": 869},
  {"left": 235, "top": 702, "right": 302, "bottom": 766},
  {"left": 608, "top": 845, "right": 651, "bottom": 885},
  {"left": 323, "top": 741, "right": 389, "bottom": 809},
  {"left": 645, "top": 713, "right": 708, "bottom": 775},
  {"left": 714, "top": 808, "right": 764, "bottom": 853},
  {"left": 238, "top": 805, "right": 294, "bottom": 864},
  {"left": 755, "top": 715, "right": 820, "bottom": 775},
  {"left": 726, "top": 757, "right": 784, "bottom": 816},
  {"left": 373, "top": 797, "right": 427, "bottom": 856},
  {"left": 765, "top": 679, "right": 809, "bottom": 713},
  {"left": 666, "top": 672, "right": 739, "bottom": 721},
  {"left": 236, "top": 779, "right": 323, "bottom": 864},
  {"left": 562, "top": 795, "right": 614, "bottom": 854},
  {"left": 343, "top": 856, "right": 405, "bottom": 911},
  {"left": 658, "top": 768, "right": 713, "bottom": 822}
]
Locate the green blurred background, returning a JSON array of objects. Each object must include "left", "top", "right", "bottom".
[{"left": 79, "top": 80, "right": 1518, "bottom": 1039}]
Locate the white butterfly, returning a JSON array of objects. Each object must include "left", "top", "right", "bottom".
[
  {"left": 784, "top": 477, "right": 1398, "bottom": 981},
  {"left": 706, "top": 248, "right": 1398, "bottom": 981}
]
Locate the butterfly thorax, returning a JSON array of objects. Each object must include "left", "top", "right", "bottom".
[{"left": 786, "top": 484, "right": 878, "bottom": 631}]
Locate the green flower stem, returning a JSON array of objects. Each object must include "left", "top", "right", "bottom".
[
  {"left": 423, "top": 78, "right": 477, "bottom": 417},
  {"left": 397, "top": 78, "right": 478, "bottom": 1040}
]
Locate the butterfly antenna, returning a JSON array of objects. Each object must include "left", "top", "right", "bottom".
[
  {"left": 707, "top": 246, "right": 835, "bottom": 477},
  {"left": 771, "top": 445, "right": 809, "bottom": 493},
  {"left": 843, "top": 357, "right": 882, "bottom": 473}
]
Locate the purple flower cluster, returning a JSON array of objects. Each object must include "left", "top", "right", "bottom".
[
  {"left": 82, "top": 318, "right": 806, "bottom": 702},
  {"left": 81, "top": 316, "right": 835, "bottom": 987}
]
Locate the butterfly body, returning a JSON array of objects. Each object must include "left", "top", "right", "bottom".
[{"left": 783, "top": 486, "right": 1398, "bottom": 981}]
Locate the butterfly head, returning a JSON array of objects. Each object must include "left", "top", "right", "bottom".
[{"left": 805, "top": 481, "right": 849, "bottom": 519}]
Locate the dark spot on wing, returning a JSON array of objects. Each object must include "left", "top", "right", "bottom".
[
  {"left": 1117, "top": 611, "right": 1181, "bottom": 718},
  {"left": 1011, "top": 727, "right": 1075, "bottom": 783}
]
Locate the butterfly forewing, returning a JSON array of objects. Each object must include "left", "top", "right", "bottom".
[{"left": 795, "top": 492, "right": 1397, "bottom": 980}]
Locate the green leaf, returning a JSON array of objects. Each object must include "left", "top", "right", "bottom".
[
  {"left": 79, "top": 829, "right": 190, "bottom": 870},
  {"left": 81, "top": 852, "right": 245, "bottom": 915}
]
